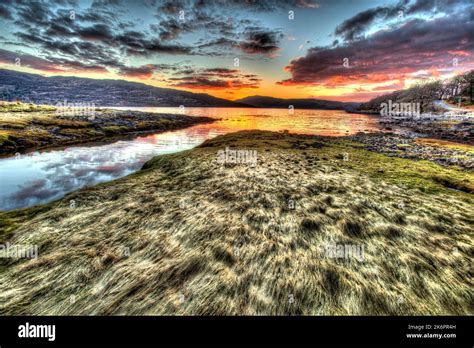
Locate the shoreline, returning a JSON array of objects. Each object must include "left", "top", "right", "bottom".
[
  {"left": 0, "top": 123, "right": 214, "bottom": 159},
  {"left": 349, "top": 132, "right": 473, "bottom": 171},
  {"left": 0, "top": 102, "right": 215, "bottom": 157},
  {"left": 349, "top": 109, "right": 474, "bottom": 145}
]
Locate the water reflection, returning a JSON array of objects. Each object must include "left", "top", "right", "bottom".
[
  {"left": 0, "top": 108, "right": 381, "bottom": 210},
  {"left": 109, "top": 107, "right": 380, "bottom": 136}
]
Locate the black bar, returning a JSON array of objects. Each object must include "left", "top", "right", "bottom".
[{"left": 0, "top": 316, "right": 471, "bottom": 347}]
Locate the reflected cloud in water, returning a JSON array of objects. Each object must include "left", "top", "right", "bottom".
[{"left": 0, "top": 108, "right": 382, "bottom": 211}]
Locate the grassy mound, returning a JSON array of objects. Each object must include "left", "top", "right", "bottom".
[{"left": 0, "top": 130, "right": 472, "bottom": 315}]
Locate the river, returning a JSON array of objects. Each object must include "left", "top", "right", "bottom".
[{"left": 0, "top": 107, "right": 382, "bottom": 210}]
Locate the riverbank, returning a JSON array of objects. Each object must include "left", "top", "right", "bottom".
[
  {"left": 356, "top": 100, "right": 474, "bottom": 144},
  {"left": 378, "top": 113, "right": 474, "bottom": 144},
  {"left": 350, "top": 133, "right": 474, "bottom": 171},
  {"left": 0, "top": 102, "right": 214, "bottom": 156},
  {"left": 0, "top": 130, "right": 472, "bottom": 315}
]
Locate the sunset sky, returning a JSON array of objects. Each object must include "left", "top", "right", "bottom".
[{"left": 0, "top": 0, "right": 473, "bottom": 102}]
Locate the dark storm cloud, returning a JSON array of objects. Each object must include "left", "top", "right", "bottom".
[
  {"left": 406, "top": 0, "right": 434, "bottom": 13},
  {"left": 170, "top": 77, "right": 230, "bottom": 89},
  {"left": 46, "top": 55, "right": 109, "bottom": 73},
  {"left": 0, "top": 48, "right": 109, "bottom": 73},
  {"left": 0, "top": 4, "right": 13, "bottom": 19},
  {"left": 406, "top": 0, "right": 468, "bottom": 15},
  {"left": 197, "top": 37, "right": 236, "bottom": 49},
  {"left": 334, "top": 0, "right": 470, "bottom": 42},
  {"left": 152, "top": 7, "right": 258, "bottom": 50},
  {"left": 90, "top": 0, "right": 122, "bottom": 8},
  {"left": 118, "top": 64, "right": 157, "bottom": 79},
  {"left": 151, "top": 18, "right": 193, "bottom": 41},
  {"left": 13, "top": 23, "right": 119, "bottom": 66},
  {"left": 44, "top": 22, "right": 76, "bottom": 38},
  {"left": 73, "top": 6, "right": 123, "bottom": 27},
  {"left": 157, "top": 0, "right": 320, "bottom": 13},
  {"left": 279, "top": 11, "right": 474, "bottom": 86},
  {"left": 197, "top": 27, "right": 284, "bottom": 56},
  {"left": 0, "top": 0, "right": 198, "bottom": 73},
  {"left": 2, "top": 0, "right": 288, "bottom": 78},
  {"left": 77, "top": 23, "right": 115, "bottom": 41},
  {"left": 0, "top": 48, "right": 63, "bottom": 72},
  {"left": 166, "top": 67, "right": 261, "bottom": 90},
  {"left": 237, "top": 28, "right": 283, "bottom": 55},
  {"left": 151, "top": 12, "right": 243, "bottom": 42},
  {"left": 1, "top": 0, "right": 287, "bottom": 75},
  {"left": 334, "top": 1, "right": 408, "bottom": 41},
  {"left": 50, "top": 0, "right": 80, "bottom": 5},
  {"left": 151, "top": 0, "right": 299, "bottom": 57},
  {"left": 201, "top": 68, "right": 240, "bottom": 76},
  {"left": 125, "top": 41, "right": 192, "bottom": 56},
  {"left": 158, "top": 1, "right": 181, "bottom": 14},
  {"left": 153, "top": 62, "right": 192, "bottom": 73},
  {"left": 13, "top": 1, "right": 54, "bottom": 28}
]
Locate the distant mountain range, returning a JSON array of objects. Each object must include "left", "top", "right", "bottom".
[
  {"left": 0, "top": 69, "right": 358, "bottom": 110},
  {"left": 0, "top": 69, "right": 246, "bottom": 107},
  {"left": 235, "top": 95, "right": 360, "bottom": 111}
]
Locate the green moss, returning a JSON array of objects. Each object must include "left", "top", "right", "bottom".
[
  {"left": 0, "top": 121, "right": 28, "bottom": 129},
  {"left": 0, "top": 133, "right": 16, "bottom": 147},
  {"left": 198, "top": 131, "right": 473, "bottom": 198},
  {"left": 0, "top": 203, "right": 55, "bottom": 243},
  {"left": 22, "top": 130, "right": 53, "bottom": 144},
  {"left": 396, "top": 143, "right": 411, "bottom": 148},
  {"left": 103, "top": 126, "right": 128, "bottom": 135},
  {"left": 328, "top": 141, "right": 473, "bottom": 196},
  {"left": 0, "top": 102, "right": 56, "bottom": 112},
  {"left": 58, "top": 128, "right": 96, "bottom": 137},
  {"left": 156, "top": 119, "right": 176, "bottom": 129},
  {"left": 414, "top": 138, "right": 474, "bottom": 154},
  {"left": 32, "top": 117, "right": 90, "bottom": 128},
  {"left": 136, "top": 121, "right": 152, "bottom": 129}
]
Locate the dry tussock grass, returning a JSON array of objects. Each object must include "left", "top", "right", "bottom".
[{"left": 0, "top": 130, "right": 472, "bottom": 315}]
